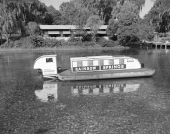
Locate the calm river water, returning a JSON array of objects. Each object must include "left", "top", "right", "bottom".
[{"left": 0, "top": 49, "right": 170, "bottom": 134}]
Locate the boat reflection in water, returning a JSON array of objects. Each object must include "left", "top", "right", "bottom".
[
  {"left": 35, "top": 80, "right": 58, "bottom": 102},
  {"left": 71, "top": 81, "right": 140, "bottom": 96},
  {"left": 35, "top": 79, "right": 142, "bottom": 102}
]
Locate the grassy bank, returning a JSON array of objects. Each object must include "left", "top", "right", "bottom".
[{"left": 0, "top": 45, "right": 127, "bottom": 52}]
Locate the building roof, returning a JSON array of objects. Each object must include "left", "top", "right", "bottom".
[{"left": 40, "top": 25, "right": 108, "bottom": 30}]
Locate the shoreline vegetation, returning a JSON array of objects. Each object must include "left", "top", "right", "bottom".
[
  {"left": 0, "top": 45, "right": 128, "bottom": 52},
  {"left": 0, "top": 36, "right": 129, "bottom": 52}
]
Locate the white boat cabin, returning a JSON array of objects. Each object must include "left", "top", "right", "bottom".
[
  {"left": 34, "top": 55, "right": 57, "bottom": 78},
  {"left": 33, "top": 55, "right": 142, "bottom": 77},
  {"left": 70, "top": 55, "right": 141, "bottom": 72}
]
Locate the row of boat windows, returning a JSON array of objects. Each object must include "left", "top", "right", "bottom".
[
  {"left": 72, "top": 59, "right": 130, "bottom": 67},
  {"left": 44, "top": 58, "right": 135, "bottom": 65}
]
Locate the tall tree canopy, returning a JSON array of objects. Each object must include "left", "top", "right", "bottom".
[
  {"left": 72, "top": 0, "right": 117, "bottom": 24},
  {"left": 47, "top": 6, "right": 63, "bottom": 25},
  {"left": 107, "top": 0, "right": 154, "bottom": 45},
  {"left": 71, "top": 0, "right": 144, "bottom": 24},
  {"left": 0, "top": 0, "right": 53, "bottom": 36},
  {"left": 0, "top": 0, "right": 168, "bottom": 45},
  {"left": 145, "top": 0, "right": 170, "bottom": 33},
  {"left": 0, "top": 2, "right": 16, "bottom": 43},
  {"left": 59, "top": 1, "right": 91, "bottom": 26}
]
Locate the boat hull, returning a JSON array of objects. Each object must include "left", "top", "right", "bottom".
[{"left": 57, "top": 68, "right": 155, "bottom": 81}]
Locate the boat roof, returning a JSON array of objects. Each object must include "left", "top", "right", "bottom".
[
  {"left": 35, "top": 55, "right": 136, "bottom": 62},
  {"left": 35, "top": 55, "right": 57, "bottom": 62},
  {"left": 70, "top": 55, "right": 133, "bottom": 60}
]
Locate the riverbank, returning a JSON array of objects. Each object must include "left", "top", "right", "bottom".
[
  {"left": 0, "top": 45, "right": 128, "bottom": 53},
  {"left": 0, "top": 36, "right": 128, "bottom": 52}
]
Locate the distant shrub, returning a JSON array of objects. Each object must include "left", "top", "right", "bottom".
[
  {"left": 30, "top": 36, "right": 45, "bottom": 47},
  {"left": 67, "top": 41, "right": 83, "bottom": 47},
  {"left": 14, "top": 37, "right": 33, "bottom": 48},
  {"left": 82, "top": 34, "right": 92, "bottom": 41},
  {"left": 0, "top": 39, "right": 7, "bottom": 46},
  {"left": 97, "top": 37, "right": 117, "bottom": 47},
  {"left": 30, "top": 36, "right": 68, "bottom": 48},
  {"left": 0, "top": 41, "right": 14, "bottom": 48},
  {"left": 0, "top": 35, "right": 121, "bottom": 48},
  {"left": 68, "top": 36, "right": 82, "bottom": 42},
  {"left": 83, "top": 42, "right": 95, "bottom": 47},
  {"left": 27, "top": 22, "right": 40, "bottom": 36},
  {"left": 0, "top": 37, "right": 33, "bottom": 48},
  {"left": 44, "top": 38, "right": 62, "bottom": 47}
]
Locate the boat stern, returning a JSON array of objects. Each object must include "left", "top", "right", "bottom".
[{"left": 34, "top": 55, "right": 58, "bottom": 78}]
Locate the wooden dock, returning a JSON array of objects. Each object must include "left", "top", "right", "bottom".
[
  {"left": 143, "top": 40, "right": 170, "bottom": 50},
  {"left": 153, "top": 41, "right": 170, "bottom": 49}
]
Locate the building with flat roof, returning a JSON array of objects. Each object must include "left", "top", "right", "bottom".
[{"left": 39, "top": 25, "right": 108, "bottom": 40}]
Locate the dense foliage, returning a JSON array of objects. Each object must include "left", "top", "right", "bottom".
[
  {"left": 0, "top": 0, "right": 52, "bottom": 44},
  {"left": 0, "top": 0, "right": 170, "bottom": 47},
  {"left": 145, "top": 0, "right": 170, "bottom": 33},
  {"left": 107, "top": 0, "right": 154, "bottom": 46}
]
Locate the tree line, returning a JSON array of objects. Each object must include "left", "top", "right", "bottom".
[
  {"left": 0, "top": 0, "right": 53, "bottom": 44},
  {"left": 1, "top": 0, "right": 170, "bottom": 46}
]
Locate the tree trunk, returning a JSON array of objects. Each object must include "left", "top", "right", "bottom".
[
  {"left": 4, "top": 33, "right": 9, "bottom": 44},
  {"left": 18, "top": 21, "right": 26, "bottom": 37},
  {"left": 20, "top": 25, "right": 26, "bottom": 36},
  {"left": 92, "top": 32, "right": 96, "bottom": 45}
]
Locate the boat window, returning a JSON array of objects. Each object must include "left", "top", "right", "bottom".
[
  {"left": 72, "top": 61, "right": 77, "bottom": 67},
  {"left": 77, "top": 61, "right": 82, "bottom": 67},
  {"left": 127, "top": 59, "right": 134, "bottom": 62},
  {"left": 119, "top": 59, "right": 124, "bottom": 64},
  {"left": 46, "top": 58, "right": 53, "bottom": 63},
  {"left": 82, "top": 61, "right": 88, "bottom": 66},
  {"left": 93, "top": 60, "right": 99, "bottom": 66},
  {"left": 114, "top": 59, "right": 119, "bottom": 64},
  {"left": 104, "top": 60, "right": 109, "bottom": 65},
  {"left": 88, "top": 60, "right": 93, "bottom": 66},
  {"left": 109, "top": 60, "right": 114, "bottom": 65}
]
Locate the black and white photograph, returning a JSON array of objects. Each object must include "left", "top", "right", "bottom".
[{"left": 0, "top": 0, "right": 170, "bottom": 133}]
